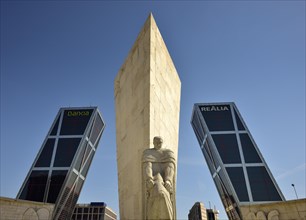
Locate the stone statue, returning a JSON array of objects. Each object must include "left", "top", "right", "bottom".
[{"left": 142, "top": 136, "right": 176, "bottom": 220}]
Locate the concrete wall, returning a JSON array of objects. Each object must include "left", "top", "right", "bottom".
[
  {"left": 0, "top": 197, "right": 54, "bottom": 220},
  {"left": 114, "top": 14, "right": 181, "bottom": 219},
  {"left": 240, "top": 199, "right": 306, "bottom": 220}
]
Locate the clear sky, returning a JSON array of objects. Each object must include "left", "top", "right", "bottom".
[{"left": 1, "top": 1, "right": 305, "bottom": 219}]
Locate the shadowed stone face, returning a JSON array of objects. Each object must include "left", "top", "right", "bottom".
[{"left": 153, "top": 136, "right": 163, "bottom": 150}]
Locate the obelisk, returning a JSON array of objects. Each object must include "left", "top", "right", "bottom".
[{"left": 114, "top": 14, "right": 181, "bottom": 219}]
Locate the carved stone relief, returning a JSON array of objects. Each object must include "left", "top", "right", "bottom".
[
  {"left": 246, "top": 210, "right": 280, "bottom": 220},
  {"left": 142, "top": 136, "right": 176, "bottom": 220}
]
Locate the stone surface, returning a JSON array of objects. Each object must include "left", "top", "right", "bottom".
[
  {"left": 0, "top": 197, "right": 54, "bottom": 220},
  {"left": 240, "top": 198, "right": 306, "bottom": 220},
  {"left": 143, "top": 136, "right": 176, "bottom": 219},
  {"left": 115, "top": 14, "right": 181, "bottom": 219}
]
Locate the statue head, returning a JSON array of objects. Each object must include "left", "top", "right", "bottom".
[{"left": 153, "top": 136, "right": 163, "bottom": 150}]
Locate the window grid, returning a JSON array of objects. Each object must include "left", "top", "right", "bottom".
[
  {"left": 17, "top": 107, "right": 105, "bottom": 220},
  {"left": 191, "top": 102, "right": 285, "bottom": 220}
]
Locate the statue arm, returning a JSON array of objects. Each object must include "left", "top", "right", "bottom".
[
  {"left": 165, "top": 162, "right": 174, "bottom": 182},
  {"left": 164, "top": 162, "right": 175, "bottom": 193},
  {"left": 144, "top": 161, "right": 154, "bottom": 189},
  {"left": 144, "top": 161, "right": 153, "bottom": 179}
]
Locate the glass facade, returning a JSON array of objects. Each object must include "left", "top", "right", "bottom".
[
  {"left": 34, "top": 138, "right": 55, "bottom": 167},
  {"left": 17, "top": 107, "right": 105, "bottom": 220},
  {"left": 212, "top": 134, "right": 241, "bottom": 164},
  {"left": 247, "top": 166, "right": 283, "bottom": 201},
  {"left": 191, "top": 103, "right": 284, "bottom": 220},
  {"left": 19, "top": 170, "right": 49, "bottom": 202}
]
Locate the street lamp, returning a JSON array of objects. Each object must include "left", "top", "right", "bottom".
[{"left": 291, "top": 184, "right": 298, "bottom": 199}]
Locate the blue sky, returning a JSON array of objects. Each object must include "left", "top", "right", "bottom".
[{"left": 1, "top": 1, "right": 305, "bottom": 219}]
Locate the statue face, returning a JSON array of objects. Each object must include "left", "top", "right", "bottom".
[{"left": 153, "top": 137, "right": 163, "bottom": 150}]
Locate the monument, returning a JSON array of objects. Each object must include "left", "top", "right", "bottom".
[{"left": 115, "top": 14, "right": 181, "bottom": 219}]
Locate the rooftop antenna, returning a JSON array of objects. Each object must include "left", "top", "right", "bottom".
[{"left": 291, "top": 184, "right": 298, "bottom": 199}]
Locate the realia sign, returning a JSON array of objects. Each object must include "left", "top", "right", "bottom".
[{"left": 200, "top": 105, "right": 229, "bottom": 112}]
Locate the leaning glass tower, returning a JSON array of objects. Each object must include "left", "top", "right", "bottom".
[
  {"left": 191, "top": 102, "right": 285, "bottom": 220},
  {"left": 17, "top": 107, "right": 105, "bottom": 220}
]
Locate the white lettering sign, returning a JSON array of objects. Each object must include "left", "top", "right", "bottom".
[{"left": 201, "top": 106, "right": 229, "bottom": 112}]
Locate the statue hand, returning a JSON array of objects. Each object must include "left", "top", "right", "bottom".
[
  {"left": 164, "top": 180, "right": 172, "bottom": 193},
  {"left": 146, "top": 179, "right": 154, "bottom": 189}
]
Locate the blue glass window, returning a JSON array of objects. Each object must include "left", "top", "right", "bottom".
[
  {"left": 47, "top": 170, "right": 68, "bottom": 203},
  {"left": 54, "top": 138, "right": 81, "bottom": 167},
  {"left": 60, "top": 109, "right": 93, "bottom": 135},
  {"left": 247, "top": 166, "right": 282, "bottom": 201},
  {"left": 226, "top": 167, "right": 249, "bottom": 202},
  {"left": 35, "top": 138, "right": 55, "bottom": 167},
  {"left": 212, "top": 134, "right": 241, "bottom": 164},
  {"left": 19, "top": 170, "right": 48, "bottom": 202},
  {"left": 240, "top": 134, "right": 262, "bottom": 163},
  {"left": 50, "top": 116, "right": 60, "bottom": 135},
  {"left": 200, "top": 105, "right": 234, "bottom": 131},
  {"left": 234, "top": 109, "right": 245, "bottom": 131}
]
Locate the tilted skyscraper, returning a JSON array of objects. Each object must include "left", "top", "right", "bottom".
[
  {"left": 17, "top": 107, "right": 105, "bottom": 220},
  {"left": 191, "top": 102, "right": 285, "bottom": 220}
]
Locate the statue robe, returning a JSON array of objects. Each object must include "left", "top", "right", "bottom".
[{"left": 143, "top": 148, "right": 176, "bottom": 220}]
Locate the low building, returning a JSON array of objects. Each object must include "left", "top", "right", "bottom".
[
  {"left": 0, "top": 196, "right": 54, "bottom": 220},
  {"left": 189, "top": 202, "right": 219, "bottom": 220},
  {"left": 189, "top": 202, "right": 207, "bottom": 220},
  {"left": 206, "top": 208, "right": 219, "bottom": 220},
  {"left": 0, "top": 197, "right": 117, "bottom": 220},
  {"left": 71, "top": 202, "right": 117, "bottom": 220}
]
